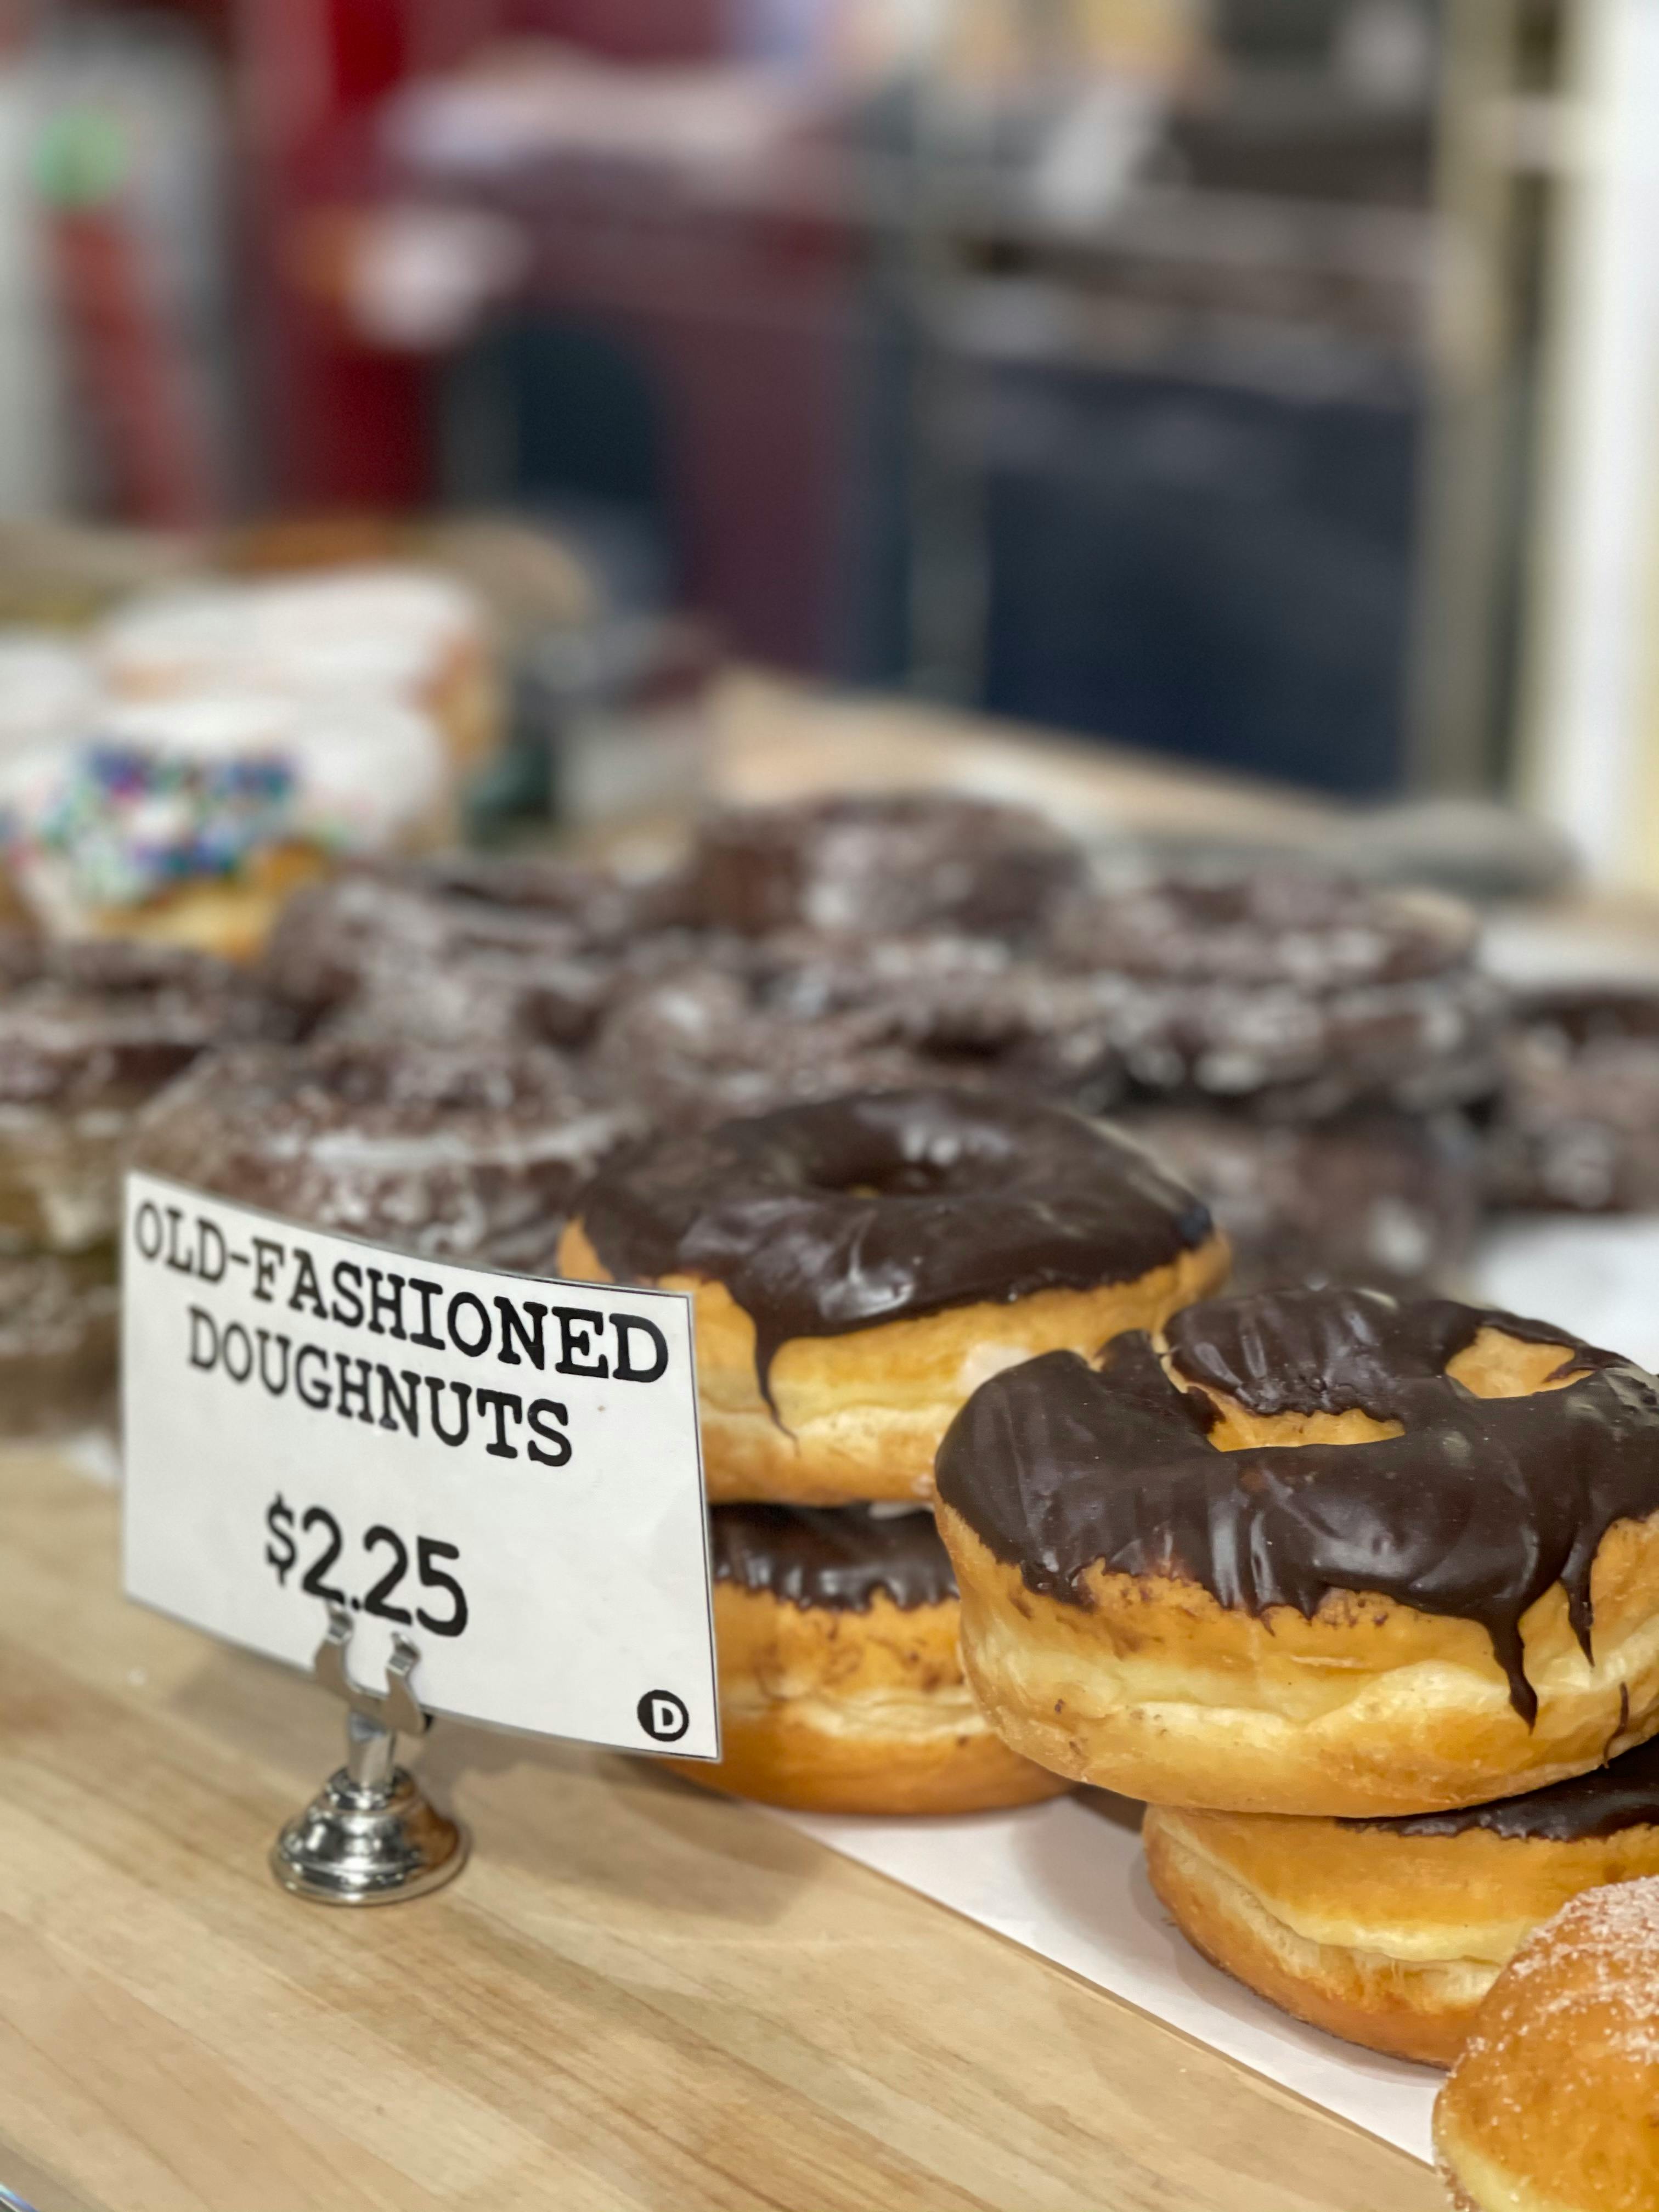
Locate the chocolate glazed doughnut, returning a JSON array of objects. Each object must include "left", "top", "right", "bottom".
[
  {"left": 131, "top": 1037, "right": 644, "bottom": 1264},
  {"left": 687, "top": 793, "right": 1084, "bottom": 940},
  {"left": 1115, "top": 1103, "right": 1481, "bottom": 1295},
  {"left": 0, "top": 935, "right": 275, "bottom": 1252},
  {"left": 666, "top": 1505, "right": 1071, "bottom": 1814},
  {"left": 1047, "top": 870, "right": 1504, "bottom": 1118},
  {"left": 557, "top": 1088, "right": 1227, "bottom": 1505},
  {"left": 260, "top": 860, "right": 667, "bottom": 1051},
  {"left": 1145, "top": 1733, "right": 1659, "bottom": 2066},
  {"left": 935, "top": 1287, "right": 1659, "bottom": 1815},
  {"left": 1486, "top": 984, "right": 1659, "bottom": 1212}
]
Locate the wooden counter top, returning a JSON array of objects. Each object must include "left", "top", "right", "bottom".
[
  {"left": 707, "top": 670, "right": 1346, "bottom": 851},
  {"left": 0, "top": 1454, "right": 1440, "bottom": 2212}
]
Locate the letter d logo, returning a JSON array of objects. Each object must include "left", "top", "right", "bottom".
[{"left": 637, "top": 1690, "right": 690, "bottom": 1743}]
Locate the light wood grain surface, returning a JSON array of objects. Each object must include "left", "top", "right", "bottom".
[
  {"left": 707, "top": 670, "right": 1346, "bottom": 850},
  {"left": 0, "top": 1454, "right": 1442, "bottom": 2212}
]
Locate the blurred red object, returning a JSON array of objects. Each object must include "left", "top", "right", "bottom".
[
  {"left": 40, "top": 117, "right": 218, "bottom": 529},
  {"left": 238, "top": 0, "right": 730, "bottom": 512}
]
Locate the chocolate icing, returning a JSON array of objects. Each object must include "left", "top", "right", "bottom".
[
  {"left": 261, "top": 871, "right": 616, "bottom": 1048},
  {"left": 1160, "top": 1287, "right": 1594, "bottom": 1422},
  {"left": 574, "top": 1088, "right": 1214, "bottom": 1405},
  {"left": 711, "top": 1503, "right": 956, "bottom": 1612},
  {"left": 1048, "top": 871, "right": 1476, "bottom": 989},
  {"left": 935, "top": 1288, "right": 1659, "bottom": 1722},
  {"left": 1344, "top": 1732, "right": 1659, "bottom": 1844}
]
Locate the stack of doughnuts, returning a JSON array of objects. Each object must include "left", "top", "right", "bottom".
[
  {"left": 645, "top": 819, "right": 1503, "bottom": 1290},
  {"left": 933, "top": 1283, "right": 1659, "bottom": 2063},
  {"left": 556, "top": 1084, "right": 1228, "bottom": 1813},
  {"left": 0, "top": 565, "right": 501, "bottom": 962},
  {"left": 0, "top": 936, "right": 273, "bottom": 1435}
]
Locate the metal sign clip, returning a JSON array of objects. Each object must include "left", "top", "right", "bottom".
[{"left": 270, "top": 1605, "right": 469, "bottom": 1905}]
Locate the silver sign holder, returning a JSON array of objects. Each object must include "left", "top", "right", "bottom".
[{"left": 270, "top": 1605, "right": 469, "bottom": 1905}]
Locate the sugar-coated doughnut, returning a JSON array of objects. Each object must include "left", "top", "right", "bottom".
[
  {"left": 936, "top": 1287, "right": 1659, "bottom": 1815},
  {"left": 130, "top": 1036, "right": 642, "bottom": 1264},
  {"left": 1144, "top": 1733, "right": 1659, "bottom": 2065},
  {"left": 557, "top": 1087, "right": 1227, "bottom": 1504},
  {"left": 1435, "top": 1876, "right": 1659, "bottom": 2211},
  {"left": 667, "top": 1504, "right": 1070, "bottom": 1815}
]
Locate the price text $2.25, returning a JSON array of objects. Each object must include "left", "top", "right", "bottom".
[{"left": 264, "top": 1494, "right": 469, "bottom": 1637}]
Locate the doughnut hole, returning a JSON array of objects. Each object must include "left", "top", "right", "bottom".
[
  {"left": 1446, "top": 1325, "right": 1585, "bottom": 1398},
  {"left": 1166, "top": 1326, "right": 1583, "bottom": 1452}
]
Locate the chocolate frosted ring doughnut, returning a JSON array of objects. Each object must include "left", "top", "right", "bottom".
[
  {"left": 1434, "top": 1878, "right": 1659, "bottom": 2211},
  {"left": 590, "top": 961, "right": 945, "bottom": 1130},
  {"left": 261, "top": 859, "right": 669, "bottom": 1050},
  {"left": 0, "top": 935, "right": 271, "bottom": 1252},
  {"left": 666, "top": 1504, "right": 1070, "bottom": 1814},
  {"left": 558, "top": 1088, "right": 1226, "bottom": 1504},
  {"left": 1048, "top": 871, "right": 1504, "bottom": 1118},
  {"left": 591, "top": 931, "right": 1128, "bottom": 1128},
  {"left": 687, "top": 793, "right": 1085, "bottom": 939},
  {"left": 1487, "top": 985, "right": 1659, "bottom": 1212},
  {"left": 935, "top": 1286, "right": 1659, "bottom": 1815},
  {"left": 130, "top": 1037, "right": 643, "bottom": 1263},
  {"left": 1144, "top": 1732, "right": 1659, "bottom": 2066}
]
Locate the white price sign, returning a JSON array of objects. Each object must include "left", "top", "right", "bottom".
[{"left": 121, "top": 1171, "right": 719, "bottom": 1758}]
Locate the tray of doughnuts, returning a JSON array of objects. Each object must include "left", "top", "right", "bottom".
[{"left": 12, "top": 785, "right": 1659, "bottom": 2207}]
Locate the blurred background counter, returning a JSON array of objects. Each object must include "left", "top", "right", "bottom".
[{"left": 0, "top": 0, "right": 1654, "bottom": 889}]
